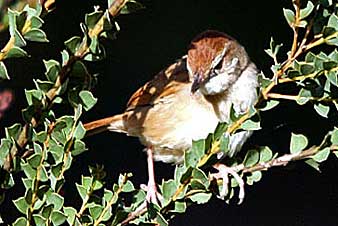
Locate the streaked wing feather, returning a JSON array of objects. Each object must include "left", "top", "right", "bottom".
[{"left": 126, "top": 58, "right": 190, "bottom": 110}]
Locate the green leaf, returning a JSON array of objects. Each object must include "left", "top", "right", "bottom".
[
  {"left": 82, "top": 176, "right": 93, "bottom": 190},
  {"left": 13, "top": 217, "right": 27, "bottom": 226},
  {"left": 93, "top": 180, "right": 104, "bottom": 191},
  {"left": 47, "top": 192, "right": 64, "bottom": 210},
  {"left": 300, "top": 63, "right": 315, "bottom": 74},
  {"left": 8, "top": 9, "right": 18, "bottom": 36},
  {"left": 24, "top": 28, "right": 48, "bottom": 42},
  {"left": 185, "top": 139, "right": 205, "bottom": 167},
  {"left": 259, "top": 146, "right": 273, "bottom": 162},
  {"left": 103, "top": 189, "right": 115, "bottom": 203},
  {"left": 76, "top": 183, "right": 87, "bottom": 200},
  {"left": 33, "top": 214, "right": 46, "bottom": 226},
  {"left": 240, "top": 118, "right": 261, "bottom": 130},
  {"left": 72, "top": 140, "right": 87, "bottom": 156},
  {"left": 25, "top": 89, "right": 43, "bottom": 105},
  {"left": 61, "top": 50, "right": 69, "bottom": 65},
  {"left": 74, "top": 122, "right": 86, "bottom": 139},
  {"left": 43, "top": 59, "right": 60, "bottom": 83},
  {"left": 22, "top": 178, "right": 32, "bottom": 190},
  {"left": 63, "top": 206, "right": 77, "bottom": 225},
  {"left": 298, "top": 20, "right": 307, "bottom": 28},
  {"left": 49, "top": 143, "right": 64, "bottom": 164},
  {"left": 312, "top": 147, "right": 330, "bottom": 162},
  {"left": 51, "top": 210, "right": 67, "bottom": 226},
  {"left": 172, "top": 201, "right": 186, "bottom": 213},
  {"left": 120, "top": 1, "right": 145, "bottom": 14},
  {"left": 13, "top": 197, "right": 29, "bottom": 214},
  {"left": 314, "top": 103, "right": 330, "bottom": 118},
  {"left": 219, "top": 134, "right": 229, "bottom": 154},
  {"left": 297, "top": 88, "right": 311, "bottom": 105},
  {"left": 14, "top": 30, "right": 27, "bottom": 47},
  {"left": 0, "top": 62, "right": 9, "bottom": 80},
  {"left": 192, "top": 168, "right": 209, "bottom": 187},
  {"left": 191, "top": 139, "right": 205, "bottom": 158},
  {"left": 27, "top": 153, "right": 42, "bottom": 168},
  {"left": 156, "top": 212, "right": 169, "bottom": 226},
  {"left": 64, "top": 36, "right": 82, "bottom": 54},
  {"left": 41, "top": 204, "right": 53, "bottom": 218},
  {"left": 122, "top": 180, "right": 135, "bottom": 192},
  {"left": 89, "top": 203, "right": 103, "bottom": 220},
  {"left": 39, "top": 166, "right": 49, "bottom": 182},
  {"left": 34, "top": 80, "right": 54, "bottom": 93},
  {"left": 6, "top": 46, "right": 28, "bottom": 58},
  {"left": 243, "top": 149, "right": 259, "bottom": 167},
  {"left": 5, "top": 123, "right": 22, "bottom": 140},
  {"left": 326, "top": 37, "right": 338, "bottom": 46},
  {"left": 79, "top": 90, "right": 97, "bottom": 111},
  {"left": 331, "top": 127, "right": 338, "bottom": 144},
  {"left": 305, "top": 159, "right": 320, "bottom": 171},
  {"left": 34, "top": 130, "right": 48, "bottom": 143},
  {"left": 180, "top": 167, "right": 193, "bottom": 184},
  {"left": 71, "top": 61, "right": 88, "bottom": 77},
  {"left": 189, "top": 192, "right": 212, "bottom": 204},
  {"left": 260, "top": 100, "right": 279, "bottom": 111},
  {"left": 85, "top": 11, "right": 104, "bottom": 29},
  {"left": 290, "top": 133, "right": 308, "bottom": 154},
  {"left": 21, "top": 163, "right": 37, "bottom": 179},
  {"left": 161, "top": 179, "right": 177, "bottom": 204},
  {"left": 30, "top": 16, "right": 44, "bottom": 29},
  {"left": 283, "top": 8, "right": 295, "bottom": 26},
  {"left": 258, "top": 73, "right": 273, "bottom": 88},
  {"left": 323, "top": 61, "right": 338, "bottom": 70},
  {"left": 64, "top": 152, "right": 73, "bottom": 171},
  {"left": 0, "top": 138, "right": 12, "bottom": 166},
  {"left": 246, "top": 171, "right": 262, "bottom": 185},
  {"left": 326, "top": 71, "right": 338, "bottom": 86},
  {"left": 328, "top": 14, "right": 338, "bottom": 29},
  {"left": 300, "top": 1, "right": 314, "bottom": 19},
  {"left": 213, "top": 122, "right": 228, "bottom": 140}
]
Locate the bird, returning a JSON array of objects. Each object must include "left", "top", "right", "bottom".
[{"left": 84, "top": 30, "right": 259, "bottom": 204}]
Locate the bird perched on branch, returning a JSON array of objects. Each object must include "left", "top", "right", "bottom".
[{"left": 84, "top": 30, "right": 258, "bottom": 204}]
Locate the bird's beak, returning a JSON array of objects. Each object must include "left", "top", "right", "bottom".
[{"left": 191, "top": 74, "right": 203, "bottom": 93}]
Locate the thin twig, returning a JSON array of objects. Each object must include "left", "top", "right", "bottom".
[{"left": 237, "top": 144, "right": 337, "bottom": 174}]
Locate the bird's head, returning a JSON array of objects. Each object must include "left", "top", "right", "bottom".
[{"left": 187, "top": 30, "right": 250, "bottom": 95}]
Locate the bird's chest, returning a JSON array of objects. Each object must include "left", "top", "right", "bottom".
[{"left": 147, "top": 91, "right": 229, "bottom": 163}]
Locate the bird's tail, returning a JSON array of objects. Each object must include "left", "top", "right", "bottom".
[{"left": 84, "top": 114, "right": 126, "bottom": 136}]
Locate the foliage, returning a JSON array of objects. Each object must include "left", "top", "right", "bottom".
[{"left": 0, "top": 0, "right": 337, "bottom": 225}]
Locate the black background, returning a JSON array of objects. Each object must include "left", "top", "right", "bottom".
[{"left": 0, "top": 0, "right": 338, "bottom": 225}]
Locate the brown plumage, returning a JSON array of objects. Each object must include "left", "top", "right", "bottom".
[
  {"left": 84, "top": 30, "right": 259, "bottom": 204},
  {"left": 85, "top": 59, "right": 221, "bottom": 163}
]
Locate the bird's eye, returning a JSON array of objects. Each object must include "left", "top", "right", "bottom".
[
  {"left": 213, "top": 59, "right": 223, "bottom": 71},
  {"left": 211, "top": 54, "right": 224, "bottom": 75}
]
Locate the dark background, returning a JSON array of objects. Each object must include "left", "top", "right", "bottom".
[{"left": 1, "top": 0, "right": 338, "bottom": 225}]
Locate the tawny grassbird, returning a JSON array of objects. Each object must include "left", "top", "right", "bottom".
[{"left": 84, "top": 30, "right": 259, "bottom": 204}]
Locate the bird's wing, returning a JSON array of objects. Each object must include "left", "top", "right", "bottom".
[{"left": 126, "top": 58, "right": 190, "bottom": 110}]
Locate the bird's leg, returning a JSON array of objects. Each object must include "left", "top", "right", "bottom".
[
  {"left": 140, "top": 148, "right": 163, "bottom": 206},
  {"left": 127, "top": 148, "right": 163, "bottom": 221},
  {"left": 210, "top": 163, "right": 245, "bottom": 204}
]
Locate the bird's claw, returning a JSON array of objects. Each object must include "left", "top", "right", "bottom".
[
  {"left": 140, "top": 183, "right": 163, "bottom": 206},
  {"left": 210, "top": 163, "right": 245, "bottom": 204}
]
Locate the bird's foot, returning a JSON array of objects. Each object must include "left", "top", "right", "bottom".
[
  {"left": 210, "top": 163, "right": 245, "bottom": 204},
  {"left": 140, "top": 182, "right": 163, "bottom": 206}
]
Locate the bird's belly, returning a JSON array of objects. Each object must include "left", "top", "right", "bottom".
[{"left": 144, "top": 98, "right": 219, "bottom": 164}]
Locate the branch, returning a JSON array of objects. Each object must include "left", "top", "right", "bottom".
[
  {"left": 267, "top": 93, "right": 338, "bottom": 103},
  {"left": 2, "top": 0, "right": 129, "bottom": 171},
  {"left": 235, "top": 145, "right": 338, "bottom": 174}
]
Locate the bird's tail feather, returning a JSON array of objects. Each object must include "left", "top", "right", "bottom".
[{"left": 84, "top": 114, "right": 126, "bottom": 136}]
